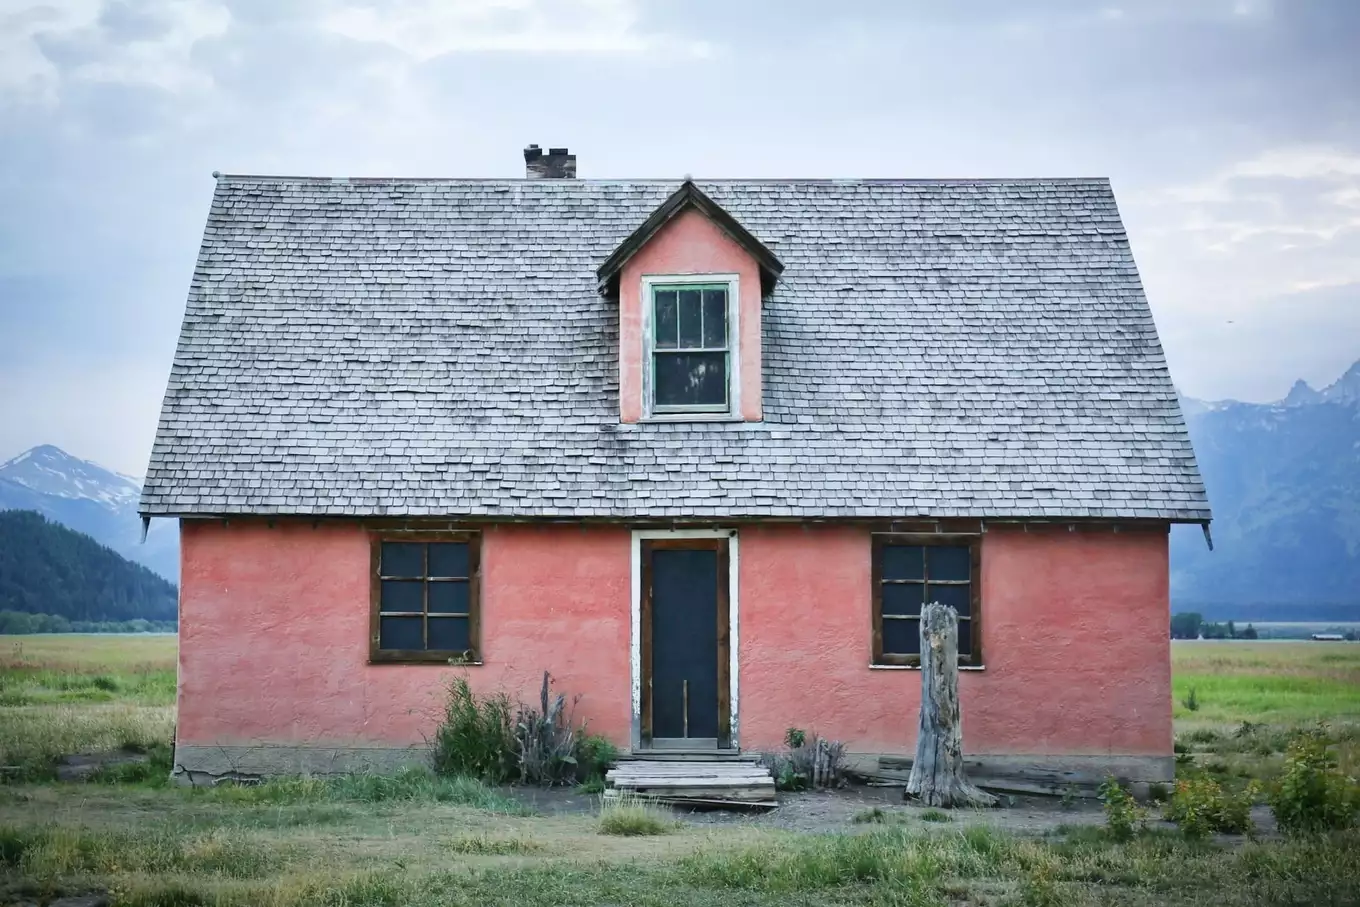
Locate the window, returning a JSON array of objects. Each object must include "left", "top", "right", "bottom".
[
  {"left": 646, "top": 278, "right": 735, "bottom": 415},
  {"left": 872, "top": 536, "right": 980, "bottom": 666},
  {"left": 370, "top": 534, "right": 480, "bottom": 664}
]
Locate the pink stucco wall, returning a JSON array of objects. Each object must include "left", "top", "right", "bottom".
[
  {"left": 178, "top": 520, "right": 1170, "bottom": 762},
  {"left": 618, "top": 208, "right": 763, "bottom": 422},
  {"left": 177, "top": 521, "right": 633, "bottom": 748},
  {"left": 737, "top": 524, "right": 1172, "bottom": 757}
]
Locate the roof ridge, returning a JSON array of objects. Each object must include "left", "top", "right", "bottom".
[{"left": 212, "top": 174, "right": 1113, "bottom": 185}]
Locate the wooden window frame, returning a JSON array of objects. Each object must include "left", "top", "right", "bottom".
[
  {"left": 871, "top": 534, "right": 982, "bottom": 668},
  {"left": 640, "top": 273, "right": 740, "bottom": 419},
  {"left": 369, "top": 531, "right": 481, "bottom": 665}
]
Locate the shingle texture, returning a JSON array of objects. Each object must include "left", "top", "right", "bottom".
[{"left": 140, "top": 176, "right": 1209, "bottom": 521}]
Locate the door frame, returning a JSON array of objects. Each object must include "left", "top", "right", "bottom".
[{"left": 631, "top": 529, "right": 738, "bottom": 752}]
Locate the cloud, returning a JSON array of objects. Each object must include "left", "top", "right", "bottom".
[
  {"left": 0, "top": 0, "right": 230, "bottom": 105},
  {"left": 1123, "top": 145, "right": 1360, "bottom": 400},
  {"left": 319, "top": 0, "right": 711, "bottom": 59}
]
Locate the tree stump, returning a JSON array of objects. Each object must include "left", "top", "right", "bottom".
[{"left": 905, "top": 602, "right": 998, "bottom": 808}]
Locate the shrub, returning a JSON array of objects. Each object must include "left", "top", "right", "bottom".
[
  {"left": 1267, "top": 730, "right": 1360, "bottom": 836},
  {"left": 514, "top": 672, "right": 580, "bottom": 785},
  {"left": 431, "top": 677, "right": 515, "bottom": 783},
  {"left": 759, "top": 728, "right": 846, "bottom": 791},
  {"left": 1181, "top": 688, "right": 1200, "bottom": 712},
  {"left": 1097, "top": 776, "right": 1144, "bottom": 842},
  {"left": 598, "top": 795, "right": 675, "bottom": 836},
  {"left": 430, "top": 673, "right": 613, "bottom": 787},
  {"left": 1163, "top": 777, "right": 1258, "bottom": 839},
  {"left": 573, "top": 733, "right": 618, "bottom": 785}
]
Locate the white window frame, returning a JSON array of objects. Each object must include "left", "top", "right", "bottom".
[{"left": 640, "top": 273, "right": 741, "bottom": 421}]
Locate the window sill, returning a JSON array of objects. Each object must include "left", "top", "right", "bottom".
[
  {"left": 639, "top": 413, "right": 748, "bottom": 423},
  {"left": 369, "top": 657, "right": 483, "bottom": 667},
  {"left": 869, "top": 664, "right": 986, "bottom": 672}
]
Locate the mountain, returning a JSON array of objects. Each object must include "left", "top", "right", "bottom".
[
  {"left": 0, "top": 510, "right": 177, "bottom": 623},
  {"left": 0, "top": 445, "right": 178, "bottom": 582},
  {"left": 1172, "top": 360, "right": 1360, "bottom": 620}
]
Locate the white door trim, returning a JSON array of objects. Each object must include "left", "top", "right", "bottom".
[{"left": 630, "top": 528, "right": 739, "bottom": 752}]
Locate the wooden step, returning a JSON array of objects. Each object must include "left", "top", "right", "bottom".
[{"left": 607, "top": 758, "right": 777, "bottom": 807}]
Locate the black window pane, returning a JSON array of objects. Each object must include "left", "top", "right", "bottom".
[
  {"left": 428, "top": 543, "right": 468, "bottom": 579},
  {"left": 677, "top": 289, "right": 703, "bottom": 347},
  {"left": 881, "top": 545, "right": 924, "bottom": 581},
  {"left": 654, "top": 351, "right": 727, "bottom": 407},
  {"left": 654, "top": 290, "right": 678, "bottom": 349},
  {"left": 958, "top": 618, "right": 974, "bottom": 657},
  {"left": 380, "top": 580, "right": 424, "bottom": 613},
  {"left": 882, "top": 582, "right": 923, "bottom": 616},
  {"left": 882, "top": 618, "right": 921, "bottom": 656},
  {"left": 929, "top": 546, "right": 971, "bottom": 582},
  {"left": 379, "top": 616, "right": 423, "bottom": 650},
  {"left": 381, "top": 542, "right": 424, "bottom": 577},
  {"left": 927, "top": 583, "right": 971, "bottom": 616},
  {"left": 428, "top": 616, "right": 470, "bottom": 652},
  {"left": 428, "top": 580, "right": 469, "bottom": 614},
  {"left": 702, "top": 289, "right": 727, "bottom": 347}
]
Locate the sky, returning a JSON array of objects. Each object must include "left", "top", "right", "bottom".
[{"left": 0, "top": 0, "right": 1357, "bottom": 476}]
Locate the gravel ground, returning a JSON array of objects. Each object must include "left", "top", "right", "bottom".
[{"left": 507, "top": 782, "right": 1113, "bottom": 835}]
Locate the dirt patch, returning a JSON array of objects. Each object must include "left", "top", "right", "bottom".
[
  {"left": 677, "top": 785, "right": 1109, "bottom": 834},
  {"left": 505, "top": 781, "right": 1111, "bottom": 835}
]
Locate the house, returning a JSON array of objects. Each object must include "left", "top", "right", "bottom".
[{"left": 141, "top": 145, "right": 1210, "bottom": 785}]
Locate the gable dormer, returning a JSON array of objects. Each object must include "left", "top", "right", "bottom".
[{"left": 598, "top": 181, "right": 783, "bottom": 423}]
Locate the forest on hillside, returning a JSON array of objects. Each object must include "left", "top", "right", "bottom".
[{"left": 0, "top": 510, "right": 177, "bottom": 629}]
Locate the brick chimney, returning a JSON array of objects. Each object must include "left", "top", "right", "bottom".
[{"left": 524, "top": 144, "right": 576, "bottom": 179}]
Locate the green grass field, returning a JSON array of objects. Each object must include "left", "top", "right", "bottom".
[{"left": 1, "top": 635, "right": 1357, "bottom": 906}]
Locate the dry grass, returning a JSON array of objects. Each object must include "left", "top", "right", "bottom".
[
  {"left": 3, "top": 636, "right": 1359, "bottom": 905},
  {"left": 598, "top": 793, "right": 678, "bottom": 836},
  {"left": 0, "top": 636, "right": 177, "bottom": 777},
  {"left": 0, "top": 635, "right": 177, "bottom": 674},
  {"left": 1171, "top": 642, "right": 1360, "bottom": 784}
]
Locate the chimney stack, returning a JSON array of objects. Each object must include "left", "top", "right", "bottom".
[{"left": 524, "top": 144, "right": 576, "bottom": 179}]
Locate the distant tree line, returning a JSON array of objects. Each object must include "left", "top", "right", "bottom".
[
  {"left": 1170, "top": 612, "right": 1259, "bottom": 640},
  {"left": 0, "top": 510, "right": 178, "bottom": 625},
  {"left": 0, "top": 610, "right": 176, "bottom": 634}
]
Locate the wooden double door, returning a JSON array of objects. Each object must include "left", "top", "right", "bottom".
[{"left": 639, "top": 537, "right": 731, "bottom": 750}]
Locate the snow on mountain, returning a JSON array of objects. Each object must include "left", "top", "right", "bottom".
[
  {"left": 0, "top": 444, "right": 142, "bottom": 509},
  {"left": 0, "top": 445, "right": 178, "bottom": 582}
]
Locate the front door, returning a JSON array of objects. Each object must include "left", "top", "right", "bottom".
[{"left": 640, "top": 538, "right": 730, "bottom": 749}]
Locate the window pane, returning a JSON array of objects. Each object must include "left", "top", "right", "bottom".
[
  {"left": 677, "top": 289, "right": 703, "bottom": 348},
  {"left": 882, "top": 582, "right": 923, "bottom": 616},
  {"left": 654, "top": 351, "right": 727, "bottom": 407},
  {"left": 702, "top": 289, "right": 727, "bottom": 348},
  {"left": 428, "top": 616, "right": 471, "bottom": 652},
  {"left": 428, "top": 543, "right": 468, "bottom": 579},
  {"left": 881, "top": 545, "right": 923, "bottom": 581},
  {"left": 428, "top": 580, "right": 469, "bottom": 614},
  {"left": 958, "top": 618, "right": 974, "bottom": 657},
  {"left": 928, "top": 546, "right": 970, "bottom": 582},
  {"left": 882, "top": 617, "right": 921, "bottom": 656},
  {"left": 380, "top": 580, "right": 424, "bottom": 613},
  {"left": 654, "top": 290, "right": 678, "bottom": 349},
  {"left": 381, "top": 542, "right": 424, "bottom": 577},
  {"left": 379, "top": 616, "right": 423, "bottom": 650},
  {"left": 926, "top": 583, "right": 971, "bottom": 615}
]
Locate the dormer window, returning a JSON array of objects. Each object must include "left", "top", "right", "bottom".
[
  {"left": 645, "top": 275, "right": 738, "bottom": 416},
  {"left": 597, "top": 180, "right": 783, "bottom": 424}
]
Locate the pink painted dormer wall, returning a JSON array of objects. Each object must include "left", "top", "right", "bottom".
[{"left": 618, "top": 208, "right": 763, "bottom": 423}]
